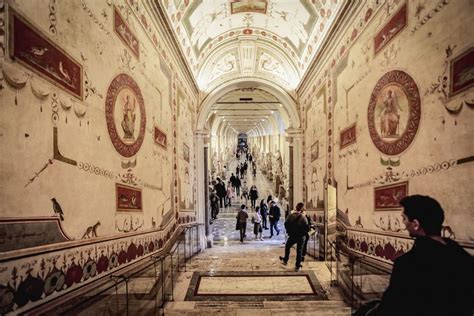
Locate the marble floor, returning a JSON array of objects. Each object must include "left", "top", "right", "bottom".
[{"left": 164, "top": 157, "right": 351, "bottom": 315}]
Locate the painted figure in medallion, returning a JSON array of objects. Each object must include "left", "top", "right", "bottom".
[
  {"left": 379, "top": 89, "right": 402, "bottom": 137},
  {"left": 121, "top": 94, "right": 136, "bottom": 140}
]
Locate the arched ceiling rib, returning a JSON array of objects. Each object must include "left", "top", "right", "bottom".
[
  {"left": 210, "top": 88, "right": 283, "bottom": 135},
  {"left": 157, "top": 0, "right": 344, "bottom": 90}
]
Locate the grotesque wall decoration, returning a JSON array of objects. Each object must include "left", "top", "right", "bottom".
[
  {"left": 114, "top": 6, "right": 140, "bottom": 60},
  {"left": 116, "top": 183, "right": 142, "bottom": 212},
  {"left": 154, "top": 126, "right": 167, "bottom": 148},
  {"left": 450, "top": 47, "right": 474, "bottom": 97},
  {"left": 374, "top": 181, "right": 408, "bottom": 212},
  {"left": 340, "top": 123, "right": 357, "bottom": 149},
  {"left": 105, "top": 74, "right": 146, "bottom": 157},
  {"left": 368, "top": 70, "right": 421, "bottom": 156},
  {"left": 9, "top": 8, "right": 83, "bottom": 99},
  {"left": 374, "top": 3, "right": 407, "bottom": 56}
]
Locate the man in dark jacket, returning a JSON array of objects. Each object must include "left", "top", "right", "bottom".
[
  {"left": 214, "top": 178, "right": 226, "bottom": 208},
  {"left": 236, "top": 204, "right": 249, "bottom": 243},
  {"left": 209, "top": 190, "right": 219, "bottom": 220},
  {"left": 356, "top": 195, "right": 473, "bottom": 316},
  {"left": 268, "top": 200, "right": 281, "bottom": 237},
  {"left": 279, "top": 202, "right": 308, "bottom": 271}
]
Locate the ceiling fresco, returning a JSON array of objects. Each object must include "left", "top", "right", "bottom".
[{"left": 159, "top": 0, "right": 344, "bottom": 90}]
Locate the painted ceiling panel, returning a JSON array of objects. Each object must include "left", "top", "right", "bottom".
[{"left": 159, "top": 0, "right": 343, "bottom": 90}]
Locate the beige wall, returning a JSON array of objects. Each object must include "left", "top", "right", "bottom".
[
  {"left": 0, "top": 0, "right": 198, "bottom": 239},
  {"left": 299, "top": 1, "right": 474, "bottom": 240}
]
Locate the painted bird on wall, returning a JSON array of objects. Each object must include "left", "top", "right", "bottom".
[{"left": 51, "top": 198, "right": 64, "bottom": 221}]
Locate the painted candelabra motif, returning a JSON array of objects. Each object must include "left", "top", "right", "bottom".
[
  {"left": 368, "top": 70, "right": 421, "bottom": 156},
  {"left": 9, "top": 8, "right": 83, "bottom": 99},
  {"left": 105, "top": 74, "right": 146, "bottom": 157}
]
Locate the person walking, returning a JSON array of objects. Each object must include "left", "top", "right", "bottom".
[
  {"left": 226, "top": 181, "right": 234, "bottom": 207},
  {"left": 234, "top": 177, "right": 241, "bottom": 197},
  {"left": 241, "top": 181, "right": 249, "bottom": 205},
  {"left": 252, "top": 206, "right": 264, "bottom": 241},
  {"left": 279, "top": 202, "right": 309, "bottom": 272},
  {"left": 236, "top": 204, "right": 249, "bottom": 243},
  {"left": 249, "top": 185, "right": 259, "bottom": 208},
  {"left": 209, "top": 190, "right": 219, "bottom": 220},
  {"left": 260, "top": 199, "right": 269, "bottom": 229},
  {"left": 268, "top": 200, "right": 281, "bottom": 237},
  {"left": 215, "top": 178, "right": 226, "bottom": 208}
]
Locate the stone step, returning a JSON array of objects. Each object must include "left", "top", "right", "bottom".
[{"left": 164, "top": 301, "right": 351, "bottom": 315}]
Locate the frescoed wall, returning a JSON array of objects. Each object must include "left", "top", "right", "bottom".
[
  {"left": 0, "top": 0, "right": 198, "bottom": 313},
  {"left": 299, "top": 0, "right": 474, "bottom": 243}
]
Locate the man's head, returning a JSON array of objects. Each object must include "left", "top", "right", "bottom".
[
  {"left": 400, "top": 195, "right": 444, "bottom": 237},
  {"left": 295, "top": 202, "right": 305, "bottom": 212},
  {"left": 241, "top": 204, "right": 246, "bottom": 210}
]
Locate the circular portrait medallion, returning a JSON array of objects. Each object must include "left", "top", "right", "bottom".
[
  {"left": 105, "top": 74, "right": 146, "bottom": 157},
  {"left": 368, "top": 70, "right": 420, "bottom": 156}
]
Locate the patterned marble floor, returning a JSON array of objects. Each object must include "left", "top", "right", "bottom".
[{"left": 211, "top": 157, "right": 287, "bottom": 243}]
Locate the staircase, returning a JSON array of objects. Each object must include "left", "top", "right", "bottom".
[{"left": 164, "top": 300, "right": 351, "bottom": 315}]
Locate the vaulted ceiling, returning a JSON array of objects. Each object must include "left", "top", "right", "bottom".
[{"left": 156, "top": 0, "right": 344, "bottom": 92}]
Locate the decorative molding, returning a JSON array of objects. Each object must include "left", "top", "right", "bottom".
[
  {"left": 410, "top": 0, "right": 449, "bottom": 35},
  {"left": 77, "top": 161, "right": 114, "bottom": 179},
  {"left": 79, "top": 0, "right": 111, "bottom": 36},
  {"left": 0, "top": 222, "right": 180, "bottom": 314},
  {"left": 347, "top": 156, "right": 472, "bottom": 191},
  {"left": 48, "top": 0, "right": 58, "bottom": 36},
  {"left": 346, "top": 228, "right": 413, "bottom": 263}
]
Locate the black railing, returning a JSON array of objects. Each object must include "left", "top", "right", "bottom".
[{"left": 331, "top": 238, "right": 392, "bottom": 314}]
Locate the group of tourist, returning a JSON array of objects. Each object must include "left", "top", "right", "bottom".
[
  {"left": 212, "top": 147, "right": 473, "bottom": 315},
  {"left": 235, "top": 195, "right": 284, "bottom": 243}
]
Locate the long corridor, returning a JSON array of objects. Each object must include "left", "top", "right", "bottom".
[{"left": 164, "top": 156, "right": 351, "bottom": 315}]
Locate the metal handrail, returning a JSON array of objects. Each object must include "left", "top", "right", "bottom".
[
  {"left": 334, "top": 237, "right": 391, "bottom": 313},
  {"left": 54, "top": 223, "right": 202, "bottom": 315}
]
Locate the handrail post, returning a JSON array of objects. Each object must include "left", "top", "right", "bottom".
[
  {"left": 110, "top": 274, "right": 130, "bottom": 316},
  {"left": 184, "top": 227, "right": 187, "bottom": 272}
]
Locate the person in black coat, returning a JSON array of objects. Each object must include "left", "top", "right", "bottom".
[
  {"left": 279, "top": 202, "right": 308, "bottom": 271},
  {"left": 214, "top": 178, "right": 226, "bottom": 208},
  {"left": 268, "top": 200, "right": 281, "bottom": 237},
  {"left": 259, "top": 199, "right": 269, "bottom": 229},
  {"left": 355, "top": 195, "right": 473, "bottom": 316},
  {"left": 249, "top": 185, "right": 259, "bottom": 208}
]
